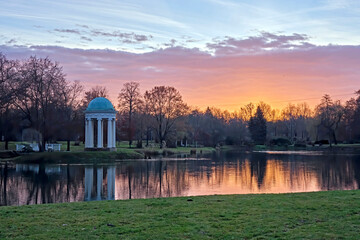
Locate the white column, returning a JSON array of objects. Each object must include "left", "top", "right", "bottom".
[
  {"left": 112, "top": 118, "right": 116, "bottom": 148},
  {"left": 85, "top": 118, "right": 89, "bottom": 148},
  {"left": 89, "top": 119, "right": 94, "bottom": 148},
  {"left": 97, "top": 118, "right": 103, "bottom": 148},
  {"left": 107, "top": 118, "right": 112, "bottom": 148}
]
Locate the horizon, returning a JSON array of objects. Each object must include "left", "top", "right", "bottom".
[{"left": 1, "top": 0, "right": 359, "bottom": 111}]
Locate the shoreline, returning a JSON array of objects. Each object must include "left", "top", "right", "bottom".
[{"left": 1, "top": 143, "right": 360, "bottom": 164}]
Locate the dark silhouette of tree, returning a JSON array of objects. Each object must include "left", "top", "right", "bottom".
[
  {"left": 0, "top": 53, "right": 19, "bottom": 109},
  {"left": 0, "top": 54, "right": 21, "bottom": 149},
  {"left": 118, "top": 82, "right": 143, "bottom": 147},
  {"left": 59, "top": 81, "right": 84, "bottom": 151},
  {"left": 82, "top": 85, "right": 108, "bottom": 108},
  {"left": 12, "top": 57, "right": 70, "bottom": 151},
  {"left": 249, "top": 106, "right": 267, "bottom": 145},
  {"left": 144, "top": 86, "right": 188, "bottom": 148},
  {"left": 315, "top": 94, "right": 343, "bottom": 146}
]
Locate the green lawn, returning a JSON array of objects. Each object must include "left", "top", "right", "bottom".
[{"left": 0, "top": 190, "right": 359, "bottom": 239}]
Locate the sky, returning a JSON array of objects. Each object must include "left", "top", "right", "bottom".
[{"left": 1, "top": 0, "right": 360, "bottom": 111}]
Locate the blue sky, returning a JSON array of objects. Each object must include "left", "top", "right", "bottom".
[
  {"left": 1, "top": 0, "right": 360, "bottom": 52},
  {"left": 1, "top": 0, "right": 360, "bottom": 110}
]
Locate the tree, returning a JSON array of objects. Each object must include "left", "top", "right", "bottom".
[
  {"left": 144, "top": 86, "right": 188, "bottom": 148},
  {"left": 13, "top": 56, "right": 75, "bottom": 151},
  {"left": 82, "top": 85, "right": 108, "bottom": 108},
  {"left": 0, "top": 53, "right": 20, "bottom": 109},
  {"left": 0, "top": 53, "right": 21, "bottom": 149},
  {"left": 249, "top": 106, "right": 267, "bottom": 145},
  {"left": 239, "top": 102, "right": 255, "bottom": 121},
  {"left": 315, "top": 94, "right": 344, "bottom": 146},
  {"left": 118, "top": 82, "right": 142, "bottom": 147},
  {"left": 58, "top": 81, "right": 84, "bottom": 151}
]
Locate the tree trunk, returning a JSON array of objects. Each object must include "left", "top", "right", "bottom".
[
  {"left": 67, "top": 140, "right": 71, "bottom": 151},
  {"left": 146, "top": 127, "right": 149, "bottom": 147},
  {"left": 5, "top": 140, "right": 8, "bottom": 150},
  {"left": 332, "top": 131, "right": 338, "bottom": 145}
]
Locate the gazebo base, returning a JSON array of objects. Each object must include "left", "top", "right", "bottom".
[{"left": 84, "top": 147, "right": 117, "bottom": 152}]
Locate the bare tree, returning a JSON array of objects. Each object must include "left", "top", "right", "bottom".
[
  {"left": 0, "top": 53, "right": 19, "bottom": 109},
  {"left": 239, "top": 102, "right": 255, "bottom": 121},
  {"left": 316, "top": 94, "right": 344, "bottom": 146},
  {"left": 0, "top": 54, "right": 20, "bottom": 149},
  {"left": 59, "top": 81, "right": 84, "bottom": 151},
  {"left": 82, "top": 85, "right": 108, "bottom": 108},
  {"left": 13, "top": 56, "right": 72, "bottom": 151},
  {"left": 144, "top": 86, "right": 188, "bottom": 148},
  {"left": 118, "top": 82, "right": 143, "bottom": 147}
]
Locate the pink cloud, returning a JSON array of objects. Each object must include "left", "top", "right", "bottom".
[{"left": 1, "top": 34, "right": 359, "bottom": 111}]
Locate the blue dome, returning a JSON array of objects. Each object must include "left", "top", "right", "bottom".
[{"left": 86, "top": 97, "right": 115, "bottom": 112}]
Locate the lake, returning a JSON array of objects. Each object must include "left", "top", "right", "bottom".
[{"left": 1, "top": 151, "right": 360, "bottom": 206}]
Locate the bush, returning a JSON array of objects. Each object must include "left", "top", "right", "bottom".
[
  {"left": 294, "top": 143, "right": 306, "bottom": 148},
  {"left": 269, "top": 138, "right": 291, "bottom": 146},
  {"left": 314, "top": 140, "right": 329, "bottom": 145},
  {"left": 225, "top": 136, "right": 235, "bottom": 145}
]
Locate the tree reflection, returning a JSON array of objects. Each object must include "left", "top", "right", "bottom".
[{"left": 1, "top": 153, "right": 360, "bottom": 206}]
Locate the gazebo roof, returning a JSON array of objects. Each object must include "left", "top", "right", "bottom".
[{"left": 85, "top": 97, "right": 116, "bottom": 113}]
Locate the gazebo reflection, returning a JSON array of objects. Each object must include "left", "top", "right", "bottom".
[{"left": 84, "top": 166, "right": 115, "bottom": 201}]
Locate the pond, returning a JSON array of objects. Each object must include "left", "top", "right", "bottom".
[{"left": 1, "top": 152, "right": 360, "bottom": 206}]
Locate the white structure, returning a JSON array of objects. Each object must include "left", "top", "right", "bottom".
[
  {"left": 84, "top": 97, "right": 117, "bottom": 151},
  {"left": 16, "top": 143, "right": 61, "bottom": 152}
]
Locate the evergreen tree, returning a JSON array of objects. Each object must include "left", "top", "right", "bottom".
[{"left": 249, "top": 106, "right": 267, "bottom": 144}]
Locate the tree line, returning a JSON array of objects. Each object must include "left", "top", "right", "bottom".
[{"left": 1, "top": 53, "right": 360, "bottom": 150}]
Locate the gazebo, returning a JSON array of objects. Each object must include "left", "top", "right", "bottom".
[{"left": 84, "top": 97, "right": 117, "bottom": 151}]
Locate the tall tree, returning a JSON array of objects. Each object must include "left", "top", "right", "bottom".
[
  {"left": 315, "top": 94, "right": 344, "bottom": 146},
  {"left": 249, "top": 106, "right": 267, "bottom": 145},
  {"left": 118, "top": 82, "right": 143, "bottom": 147},
  {"left": 0, "top": 53, "right": 21, "bottom": 149},
  {"left": 82, "top": 85, "right": 108, "bottom": 108},
  {"left": 144, "top": 86, "right": 188, "bottom": 148},
  {"left": 59, "top": 81, "right": 84, "bottom": 151},
  {"left": 0, "top": 53, "right": 20, "bottom": 109},
  {"left": 13, "top": 56, "right": 75, "bottom": 151}
]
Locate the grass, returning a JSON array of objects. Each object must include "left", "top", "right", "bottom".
[{"left": 0, "top": 190, "right": 359, "bottom": 239}]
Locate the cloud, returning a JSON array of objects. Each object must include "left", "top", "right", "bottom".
[
  {"left": 90, "top": 29, "right": 152, "bottom": 43},
  {"left": 76, "top": 24, "right": 89, "bottom": 29},
  {"left": 54, "top": 28, "right": 81, "bottom": 35},
  {"left": 1, "top": 32, "right": 359, "bottom": 110},
  {"left": 5, "top": 39, "right": 17, "bottom": 45},
  {"left": 80, "top": 36, "right": 92, "bottom": 42},
  {"left": 163, "top": 39, "right": 177, "bottom": 47},
  {"left": 52, "top": 27, "right": 152, "bottom": 44},
  {"left": 207, "top": 32, "right": 314, "bottom": 55}
]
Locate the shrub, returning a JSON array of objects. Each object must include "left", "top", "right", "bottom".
[
  {"left": 314, "top": 140, "right": 329, "bottom": 145},
  {"left": 269, "top": 138, "right": 291, "bottom": 146}
]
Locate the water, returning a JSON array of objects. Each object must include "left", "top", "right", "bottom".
[{"left": 1, "top": 152, "right": 360, "bottom": 206}]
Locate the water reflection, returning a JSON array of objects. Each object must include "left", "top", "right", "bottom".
[
  {"left": 84, "top": 166, "right": 115, "bottom": 201},
  {"left": 1, "top": 152, "right": 360, "bottom": 206}
]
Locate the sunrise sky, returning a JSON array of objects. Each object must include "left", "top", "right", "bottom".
[{"left": 1, "top": 0, "right": 359, "bottom": 111}]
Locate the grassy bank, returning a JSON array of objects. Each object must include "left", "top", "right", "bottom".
[
  {"left": 0, "top": 141, "right": 216, "bottom": 163},
  {"left": 251, "top": 144, "right": 360, "bottom": 153},
  {"left": 0, "top": 190, "right": 359, "bottom": 239},
  {"left": 13, "top": 149, "right": 145, "bottom": 164}
]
